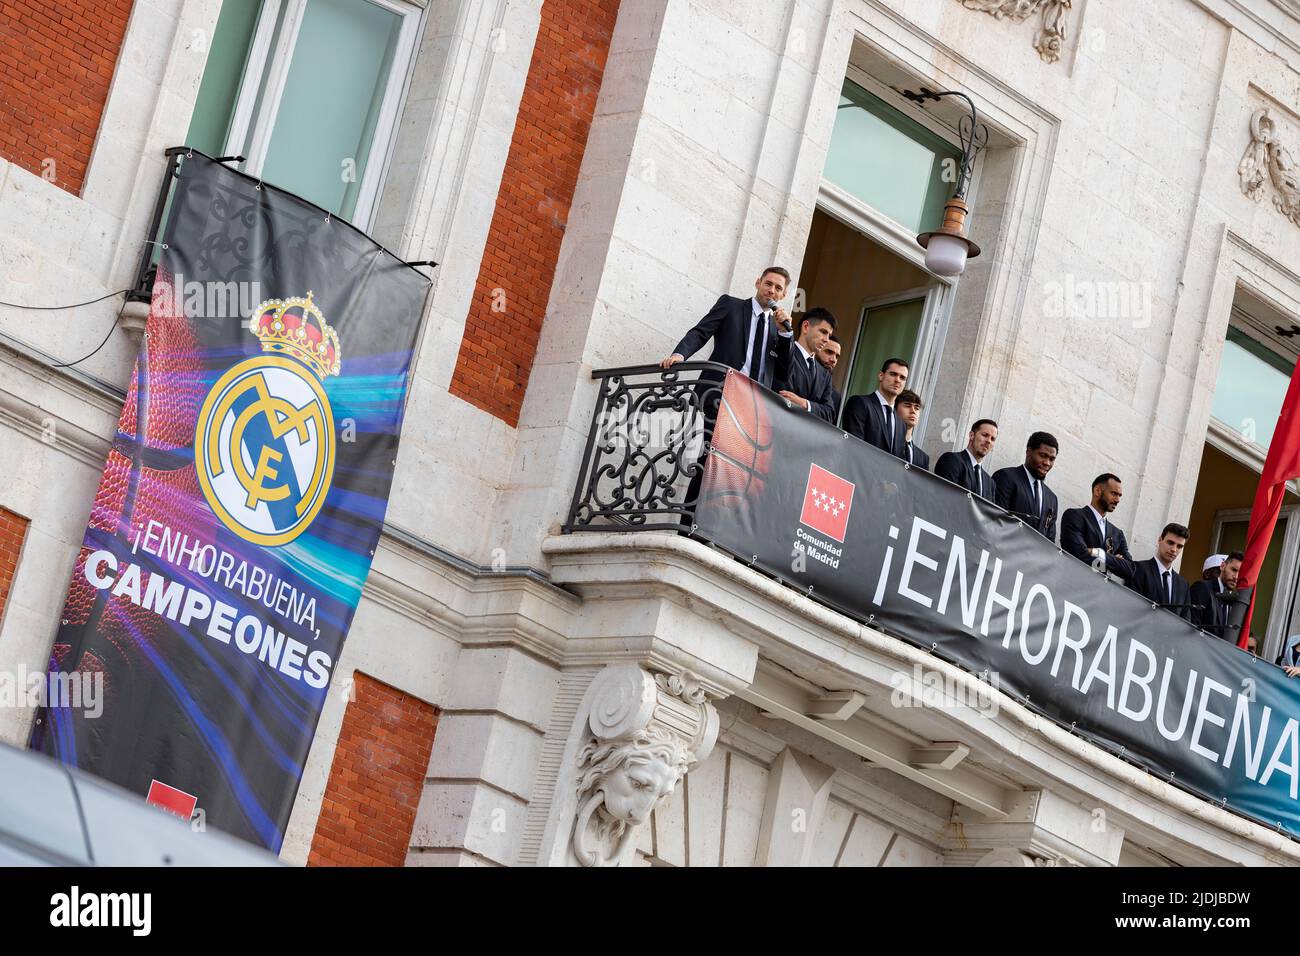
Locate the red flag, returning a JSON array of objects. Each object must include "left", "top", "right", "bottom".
[{"left": 1238, "top": 355, "right": 1300, "bottom": 648}]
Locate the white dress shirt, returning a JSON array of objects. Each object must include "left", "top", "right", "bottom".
[
  {"left": 740, "top": 297, "right": 792, "bottom": 379},
  {"left": 965, "top": 449, "right": 987, "bottom": 494},
  {"left": 1023, "top": 465, "right": 1042, "bottom": 517},
  {"left": 1154, "top": 557, "right": 1176, "bottom": 602},
  {"left": 739, "top": 298, "right": 766, "bottom": 379},
  {"left": 1087, "top": 504, "right": 1108, "bottom": 540}
]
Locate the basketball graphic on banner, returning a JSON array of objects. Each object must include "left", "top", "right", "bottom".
[{"left": 701, "top": 371, "right": 773, "bottom": 504}]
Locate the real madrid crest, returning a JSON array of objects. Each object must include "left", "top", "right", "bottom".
[{"left": 195, "top": 292, "right": 341, "bottom": 547}]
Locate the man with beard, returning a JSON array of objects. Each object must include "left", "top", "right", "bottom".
[
  {"left": 993, "top": 431, "right": 1059, "bottom": 541},
  {"left": 935, "top": 419, "right": 998, "bottom": 500},
  {"left": 817, "top": 336, "right": 842, "bottom": 422},
  {"left": 1060, "top": 473, "right": 1136, "bottom": 578},
  {"left": 1191, "top": 551, "right": 1242, "bottom": 640}
]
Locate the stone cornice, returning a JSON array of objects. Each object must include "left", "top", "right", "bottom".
[
  {"left": 0, "top": 331, "right": 124, "bottom": 467},
  {"left": 364, "top": 524, "right": 578, "bottom": 665},
  {"left": 543, "top": 531, "right": 1300, "bottom": 864},
  {"left": 1192, "top": 0, "right": 1300, "bottom": 66}
]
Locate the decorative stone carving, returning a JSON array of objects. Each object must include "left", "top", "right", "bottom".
[
  {"left": 976, "top": 847, "right": 1083, "bottom": 866},
  {"left": 1032, "top": 850, "right": 1084, "bottom": 867},
  {"left": 571, "top": 665, "right": 719, "bottom": 866},
  {"left": 1239, "top": 108, "right": 1300, "bottom": 228},
  {"left": 958, "top": 0, "right": 1072, "bottom": 64}
]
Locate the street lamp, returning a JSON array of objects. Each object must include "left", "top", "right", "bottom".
[{"left": 903, "top": 87, "right": 989, "bottom": 277}]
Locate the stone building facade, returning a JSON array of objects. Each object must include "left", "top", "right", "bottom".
[{"left": 2, "top": 0, "right": 1300, "bottom": 865}]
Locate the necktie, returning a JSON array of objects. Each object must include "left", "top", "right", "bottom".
[
  {"left": 1033, "top": 479, "right": 1042, "bottom": 521},
  {"left": 1163, "top": 570, "right": 1172, "bottom": 604},
  {"left": 973, "top": 461, "right": 982, "bottom": 496},
  {"left": 884, "top": 404, "right": 895, "bottom": 454},
  {"left": 749, "top": 312, "right": 767, "bottom": 383},
  {"left": 907, "top": 441, "right": 913, "bottom": 465}
]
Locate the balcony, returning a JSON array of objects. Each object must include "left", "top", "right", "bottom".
[{"left": 552, "top": 363, "right": 1300, "bottom": 865}]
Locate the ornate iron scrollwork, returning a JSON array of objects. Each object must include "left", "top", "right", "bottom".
[{"left": 564, "top": 363, "right": 729, "bottom": 532}]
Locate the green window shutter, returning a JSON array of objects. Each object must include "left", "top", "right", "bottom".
[
  {"left": 1211, "top": 327, "right": 1294, "bottom": 450},
  {"left": 823, "top": 79, "right": 963, "bottom": 235},
  {"left": 185, "top": 0, "right": 264, "bottom": 157}
]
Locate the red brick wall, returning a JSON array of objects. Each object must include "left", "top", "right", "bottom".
[
  {"left": 307, "top": 672, "right": 438, "bottom": 867},
  {"left": 0, "top": 508, "right": 28, "bottom": 628},
  {"left": 448, "top": 0, "right": 621, "bottom": 426},
  {"left": 0, "top": 0, "right": 135, "bottom": 195}
]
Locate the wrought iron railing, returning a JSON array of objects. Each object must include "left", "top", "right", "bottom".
[{"left": 564, "top": 362, "right": 731, "bottom": 533}]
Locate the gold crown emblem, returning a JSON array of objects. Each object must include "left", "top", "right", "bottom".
[{"left": 250, "top": 291, "right": 342, "bottom": 378}]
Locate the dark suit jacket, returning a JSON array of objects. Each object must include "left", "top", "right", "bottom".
[
  {"left": 829, "top": 387, "right": 842, "bottom": 424},
  {"left": 1128, "top": 559, "right": 1193, "bottom": 622},
  {"left": 1190, "top": 579, "right": 1232, "bottom": 639},
  {"left": 1060, "top": 506, "right": 1134, "bottom": 576},
  {"left": 672, "top": 294, "right": 782, "bottom": 389},
  {"left": 992, "top": 466, "right": 1058, "bottom": 542},
  {"left": 934, "top": 450, "right": 995, "bottom": 500},
  {"left": 903, "top": 440, "right": 929, "bottom": 471},
  {"left": 774, "top": 344, "right": 836, "bottom": 422},
  {"left": 842, "top": 393, "right": 907, "bottom": 458}
]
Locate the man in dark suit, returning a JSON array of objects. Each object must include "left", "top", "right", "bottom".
[
  {"left": 842, "top": 357, "right": 909, "bottom": 457},
  {"left": 1060, "top": 473, "right": 1135, "bottom": 577},
  {"left": 993, "top": 431, "right": 1059, "bottom": 541},
  {"left": 895, "top": 389, "right": 929, "bottom": 470},
  {"left": 1191, "top": 551, "right": 1242, "bottom": 640},
  {"left": 934, "top": 419, "right": 998, "bottom": 500},
  {"left": 816, "top": 336, "right": 842, "bottom": 423},
  {"left": 661, "top": 267, "right": 793, "bottom": 521},
  {"left": 773, "top": 308, "right": 837, "bottom": 422},
  {"left": 1128, "top": 523, "right": 1194, "bottom": 621},
  {"left": 660, "top": 266, "right": 793, "bottom": 387}
]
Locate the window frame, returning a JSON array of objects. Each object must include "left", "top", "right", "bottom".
[
  {"left": 837, "top": 64, "right": 985, "bottom": 259},
  {"left": 1208, "top": 308, "right": 1296, "bottom": 453},
  {"left": 1211, "top": 506, "right": 1300, "bottom": 663},
  {"left": 222, "top": 0, "right": 423, "bottom": 229},
  {"left": 815, "top": 67, "right": 981, "bottom": 424},
  {"left": 838, "top": 288, "right": 926, "bottom": 428}
]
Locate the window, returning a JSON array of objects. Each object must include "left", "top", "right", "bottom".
[
  {"left": 186, "top": 0, "right": 421, "bottom": 228},
  {"left": 844, "top": 295, "right": 925, "bottom": 400},
  {"left": 1210, "top": 326, "right": 1294, "bottom": 450},
  {"left": 822, "top": 79, "right": 963, "bottom": 236},
  {"left": 1213, "top": 508, "right": 1300, "bottom": 660}
]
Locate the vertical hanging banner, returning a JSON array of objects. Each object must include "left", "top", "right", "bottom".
[{"left": 31, "top": 152, "right": 431, "bottom": 851}]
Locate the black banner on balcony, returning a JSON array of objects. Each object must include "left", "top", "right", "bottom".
[
  {"left": 30, "top": 152, "right": 430, "bottom": 851},
  {"left": 696, "top": 370, "right": 1300, "bottom": 838}
]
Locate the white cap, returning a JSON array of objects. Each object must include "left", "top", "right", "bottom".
[{"left": 1203, "top": 553, "right": 1227, "bottom": 572}]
